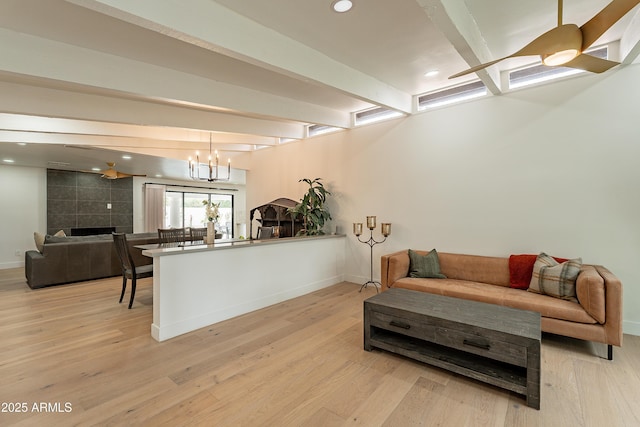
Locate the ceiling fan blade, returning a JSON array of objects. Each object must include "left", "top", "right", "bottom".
[
  {"left": 101, "top": 169, "right": 119, "bottom": 179},
  {"left": 564, "top": 54, "right": 620, "bottom": 72},
  {"left": 449, "top": 25, "right": 582, "bottom": 79},
  {"left": 114, "top": 171, "right": 146, "bottom": 179},
  {"left": 580, "top": 0, "right": 640, "bottom": 50},
  {"left": 513, "top": 24, "right": 583, "bottom": 56}
]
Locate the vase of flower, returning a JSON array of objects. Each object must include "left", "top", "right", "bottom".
[{"left": 203, "top": 200, "right": 220, "bottom": 245}]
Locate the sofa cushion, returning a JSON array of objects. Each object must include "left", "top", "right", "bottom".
[
  {"left": 393, "top": 278, "right": 506, "bottom": 305},
  {"left": 392, "top": 277, "right": 597, "bottom": 324},
  {"left": 439, "top": 253, "right": 510, "bottom": 287},
  {"left": 528, "top": 253, "right": 582, "bottom": 300},
  {"left": 502, "top": 287, "right": 597, "bottom": 324},
  {"left": 408, "top": 249, "right": 446, "bottom": 279},
  {"left": 576, "top": 265, "right": 606, "bottom": 324}
]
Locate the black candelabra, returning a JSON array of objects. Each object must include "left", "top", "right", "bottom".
[{"left": 353, "top": 216, "right": 391, "bottom": 293}]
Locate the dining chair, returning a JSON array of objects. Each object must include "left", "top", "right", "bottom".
[
  {"left": 157, "top": 227, "right": 186, "bottom": 244},
  {"left": 112, "top": 232, "right": 153, "bottom": 309},
  {"left": 189, "top": 227, "right": 207, "bottom": 242}
]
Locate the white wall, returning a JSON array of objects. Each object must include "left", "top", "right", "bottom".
[
  {"left": 0, "top": 165, "right": 46, "bottom": 268},
  {"left": 245, "top": 65, "right": 640, "bottom": 335}
]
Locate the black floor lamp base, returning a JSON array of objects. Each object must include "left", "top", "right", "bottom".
[{"left": 359, "top": 280, "right": 381, "bottom": 293}]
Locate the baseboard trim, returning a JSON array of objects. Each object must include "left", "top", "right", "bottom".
[
  {"left": 0, "top": 261, "right": 24, "bottom": 270},
  {"left": 345, "top": 274, "right": 370, "bottom": 285},
  {"left": 623, "top": 320, "right": 640, "bottom": 337}
]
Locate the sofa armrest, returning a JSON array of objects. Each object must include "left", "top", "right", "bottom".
[
  {"left": 381, "top": 250, "right": 410, "bottom": 291},
  {"left": 25, "top": 249, "right": 67, "bottom": 289},
  {"left": 595, "top": 265, "right": 623, "bottom": 347}
]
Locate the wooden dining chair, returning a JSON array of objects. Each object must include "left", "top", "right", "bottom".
[
  {"left": 112, "top": 232, "right": 153, "bottom": 309},
  {"left": 157, "top": 227, "right": 186, "bottom": 244},
  {"left": 189, "top": 227, "right": 207, "bottom": 242}
]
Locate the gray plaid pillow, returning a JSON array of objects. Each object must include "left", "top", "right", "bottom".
[{"left": 528, "top": 253, "right": 582, "bottom": 300}]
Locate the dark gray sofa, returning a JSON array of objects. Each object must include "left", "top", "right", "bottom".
[{"left": 25, "top": 232, "right": 159, "bottom": 289}]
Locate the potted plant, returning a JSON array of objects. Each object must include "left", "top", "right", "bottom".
[{"left": 289, "top": 178, "right": 332, "bottom": 236}]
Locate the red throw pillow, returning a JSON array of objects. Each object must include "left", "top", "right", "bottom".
[
  {"left": 509, "top": 255, "right": 538, "bottom": 289},
  {"left": 509, "top": 254, "right": 568, "bottom": 289}
]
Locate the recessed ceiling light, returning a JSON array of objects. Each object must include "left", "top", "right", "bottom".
[
  {"left": 92, "top": 167, "right": 101, "bottom": 171},
  {"left": 3, "top": 159, "right": 15, "bottom": 163},
  {"left": 122, "top": 155, "right": 132, "bottom": 160},
  {"left": 17, "top": 142, "right": 27, "bottom": 146},
  {"left": 332, "top": 0, "right": 353, "bottom": 13},
  {"left": 155, "top": 174, "right": 163, "bottom": 178},
  {"left": 424, "top": 69, "right": 439, "bottom": 77}
]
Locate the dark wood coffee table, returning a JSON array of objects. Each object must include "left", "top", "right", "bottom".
[{"left": 364, "top": 288, "right": 541, "bottom": 409}]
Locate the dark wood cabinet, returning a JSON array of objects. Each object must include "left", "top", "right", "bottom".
[{"left": 249, "top": 198, "right": 303, "bottom": 239}]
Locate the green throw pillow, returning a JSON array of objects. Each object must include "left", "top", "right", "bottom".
[{"left": 408, "top": 249, "right": 447, "bottom": 279}]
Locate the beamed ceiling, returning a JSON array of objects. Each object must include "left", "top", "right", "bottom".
[{"left": 1, "top": 0, "right": 639, "bottom": 182}]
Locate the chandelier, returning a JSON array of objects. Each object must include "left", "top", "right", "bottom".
[{"left": 188, "top": 135, "right": 231, "bottom": 182}]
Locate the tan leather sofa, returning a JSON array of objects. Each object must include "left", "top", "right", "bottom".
[{"left": 381, "top": 250, "right": 623, "bottom": 360}]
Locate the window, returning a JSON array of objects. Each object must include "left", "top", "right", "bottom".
[
  {"left": 165, "top": 191, "right": 234, "bottom": 238},
  {"left": 417, "top": 80, "right": 487, "bottom": 110},
  {"left": 354, "top": 106, "right": 404, "bottom": 126},
  {"left": 307, "top": 124, "right": 342, "bottom": 137},
  {"left": 165, "top": 192, "right": 184, "bottom": 229},
  {"left": 509, "top": 46, "right": 608, "bottom": 89}
]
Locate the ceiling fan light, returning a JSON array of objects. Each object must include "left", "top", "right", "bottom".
[{"left": 542, "top": 49, "right": 579, "bottom": 66}]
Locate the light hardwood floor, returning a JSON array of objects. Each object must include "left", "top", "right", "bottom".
[{"left": 0, "top": 268, "right": 639, "bottom": 426}]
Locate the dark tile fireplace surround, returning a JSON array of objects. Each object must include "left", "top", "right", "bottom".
[{"left": 47, "top": 169, "right": 134, "bottom": 236}]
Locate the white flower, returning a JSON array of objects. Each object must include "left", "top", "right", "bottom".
[{"left": 203, "top": 200, "right": 220, "bottom": 222}]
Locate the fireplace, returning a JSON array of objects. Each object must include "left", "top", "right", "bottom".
[{"left": 70, "top": 227, "right": 116, "bottom": 236}]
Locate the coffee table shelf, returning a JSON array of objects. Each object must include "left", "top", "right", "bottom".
[{"left": 370, "top": 328, "right": 528, "bottom": 394}]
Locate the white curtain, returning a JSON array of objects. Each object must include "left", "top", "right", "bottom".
[{"left": 144, "top": 184, "right": 166, "bottom": 232}]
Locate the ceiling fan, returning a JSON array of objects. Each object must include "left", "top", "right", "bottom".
[
  {"left": 449, "top": 0, "right": 640, "bottom": 79},
  {"left": 92, "top": 162, "right": 146, "bottom": 180}
]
